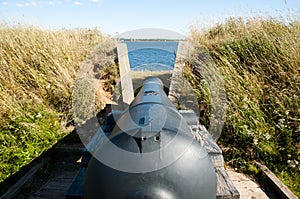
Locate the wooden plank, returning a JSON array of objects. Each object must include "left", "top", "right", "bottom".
[
  {"left": 188, "top": 122, "right": 239, "bottom": 198},
  {"left": 190, "top": 124, "right": 224, "bottom": 167},
  {"left": 65, "top": 168, "right": 85, "bottom": 199},
  {"left": 32, "top": 172, "right": 76, "bottom": 199},
  {"left": 0, "top": 161, "right": 45, "bottom": 199},
  {"left": 227, "top": 168, "right": 269, "bottom": 199},
  {"left": 197, "top": 124, "right": 222, "bottom": 154},
  {"left": 168, "top": 41, "right": 188, "bottom": 104},
  {"left": 256, "top": 161, "right": 297, "bottom": 199},
  {"left": 210, "top": 154, "right": 225, "bottom": 168},
  {"left": 53, "top": 146, "right": 85, "bottom": 153},
  {"left": 216, "top": 167, "right": 240, "bottom": 199},
  {"left": 117, "top": 43, "right": 134, "bottom": 105}
]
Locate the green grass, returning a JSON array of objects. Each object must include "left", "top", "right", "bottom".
[
  {"left": 187, "top": 17, "right": 299, "bottom": 196},
  {"left": 1, "top": 17, "right": 299, "bottom": 197},
  {"left": 0, "top": 24, "right": 117, "bottom": 187}
]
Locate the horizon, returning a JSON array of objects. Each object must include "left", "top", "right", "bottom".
[
  {"left": 0, "top": 0, "right": 299, "bottom": 36},
  {"left": 115, "top": 28, "right": 186, "bottom": 40}
]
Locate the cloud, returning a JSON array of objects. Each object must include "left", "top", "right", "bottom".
[
  {"left": 48, "top": 1, "right": 63, "bottom": 6},
  {"left": 74, "top": 1, "right": 83, "bottom": 6},
  {"left": 16, "top": 1, "right": 38, "bottom": 7},
  {"left": 2, "top": 2, "right": 8, "bottom": 6},
  {"left": 90, "top": 0, "right": 102, "bottom": 6}
]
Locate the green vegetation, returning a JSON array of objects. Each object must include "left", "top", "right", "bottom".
[
  {"left": 0, "top": 24, "right": 116, "bottom": 186},
  {"left": 187, "top": 17, "right": 299, "bottom": 196},
  {"left": 1, "top": 16, "right": 299, "bottom": 197}
]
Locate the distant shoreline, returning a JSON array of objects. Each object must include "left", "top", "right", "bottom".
[{"left": 119, "top": 38, "right": 185, "bottom": 42}]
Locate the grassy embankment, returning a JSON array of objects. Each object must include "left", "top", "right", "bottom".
[
  {"left": 0, "top": 17, "right": 299, "bottom": 197},
  {"left": 187, "top": 17, "right": 299, "bottom": 196},
  {"left": 0, "top": 24, "right": 118, "bottom": 190}
]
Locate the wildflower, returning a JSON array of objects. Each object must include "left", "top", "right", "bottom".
[
  {"left": 287, "top": 159, "right": 298, "bottom": 168},
  {"left": 253, "top": 138, "right": 258, "bottom": 145},
  {"left": 36, "top": 112, "right": 42, "bottom": 118},
  {"left": 278, "top": 118, "right": 285, "bottom": 124},
  {"left": 246, "top": 129, "right": 253, "bottom": 137},
  {"left": 265, "top": 133, "right": 271, "bottom": 140}
]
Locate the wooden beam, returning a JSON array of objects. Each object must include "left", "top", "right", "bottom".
[
  {"left": 168, "top": 41, "right": 188, "bottom": 104},
  {"left": 256, "top": 161, "right": 297, "bottom": 199},
  {"left": 0, "top": 161, "right": 45, "bottom": 199},
  {"left": 117, "top": 43, "right": 134, "bottom": 106}
]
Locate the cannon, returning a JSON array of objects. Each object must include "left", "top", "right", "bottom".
[{"left": 67, "top": 77, "right": 217, "bottom": 199}]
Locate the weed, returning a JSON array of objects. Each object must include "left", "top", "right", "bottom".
[
  {"left": 188, "top": 17, "right": 300, "bottom": 196},
  {"left": 0, "top": 24, "right": 117, "bottom": 187}
]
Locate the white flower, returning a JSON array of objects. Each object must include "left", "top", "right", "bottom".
[
  {"left": 278, "top": 118, "right": 285, "bottom": 124},
  {"left": 265, "top": 133, "right": 271, "bottom": 140},
  {"left": 253, "top": 138, "right": 258, "bottom": 145},
  {"left": 287, "top": 159, "right": 297, "bottom": 168},
  {"left": 36, "top": 112, "right": 42, "bottom": 118},
  {"left": 246, "top": 129, "right": 253, "bottom": 137}
]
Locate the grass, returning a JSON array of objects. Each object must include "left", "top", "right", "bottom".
[
  {"left": 1, "top": 17, "right": 299, "bottom": 197},
  {"left": 187, "top": 17, "right": 299, "bottom": 196},
  {"left": 0, "top": 23, "right": 118, "bottom": 190}
]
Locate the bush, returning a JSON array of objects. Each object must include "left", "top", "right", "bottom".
[
  {"left": 0, "top": 24, "right": 110, "bottom": 185},
  {"left": 188, "top": 17, "right": 300, "bottom": 196}
]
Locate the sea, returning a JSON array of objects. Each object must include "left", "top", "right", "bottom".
[{"left": 125, "top": 41, "right": 179, "bottom": 71}]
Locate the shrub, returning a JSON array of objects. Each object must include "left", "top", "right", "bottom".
[
  {"left": 0, "top": 24, "right": 114, "bottom": 186},
  {"left": 188, "top": 17, "right": 300, "bottom": 196}
]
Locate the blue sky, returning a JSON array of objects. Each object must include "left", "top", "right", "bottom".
[{"left": 0, "top": 0, "right": 299, "bottom": 36}]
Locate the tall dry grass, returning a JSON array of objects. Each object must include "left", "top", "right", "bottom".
[
  {"left": 0, "top": 24, "right": 117, "bottom": 188},
  {"left": 188, "top": 17, "right": 299, "bottom": 196}
]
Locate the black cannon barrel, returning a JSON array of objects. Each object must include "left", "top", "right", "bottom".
[
  {"left": 130, "top": 76, "right": 174, "bottom": 108},
  {"left": 84, "top": 77, "right": 217, "bottom": 199}
]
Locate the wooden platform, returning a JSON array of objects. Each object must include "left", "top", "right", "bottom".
[
  {"left": 1, "top": 41, "right": 279, "bottom": 199},
  {"left": 227, "top": 168, "right": 269, "bottom": 199},
  {"left": 30, "top": 172, "right": 76, "bottom": 199},
  {"left": 62, "top": 120, "right": 240, "bottom": 199},
  {"left": 65, "top": 41, "right": 240, "bottom": 199},
  {"left": 14, "top": 158, "right": 269, "bottom": 199},
  {"left": 3, "top": 140, "right": 271, "bottom": 199},
  {"left": 191, "top": 122, "right": 240, "bottom": 199}
]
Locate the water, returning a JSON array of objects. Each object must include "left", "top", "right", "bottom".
[{"left": 125, "top": 41, "right": 178, "bottom": 71}]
